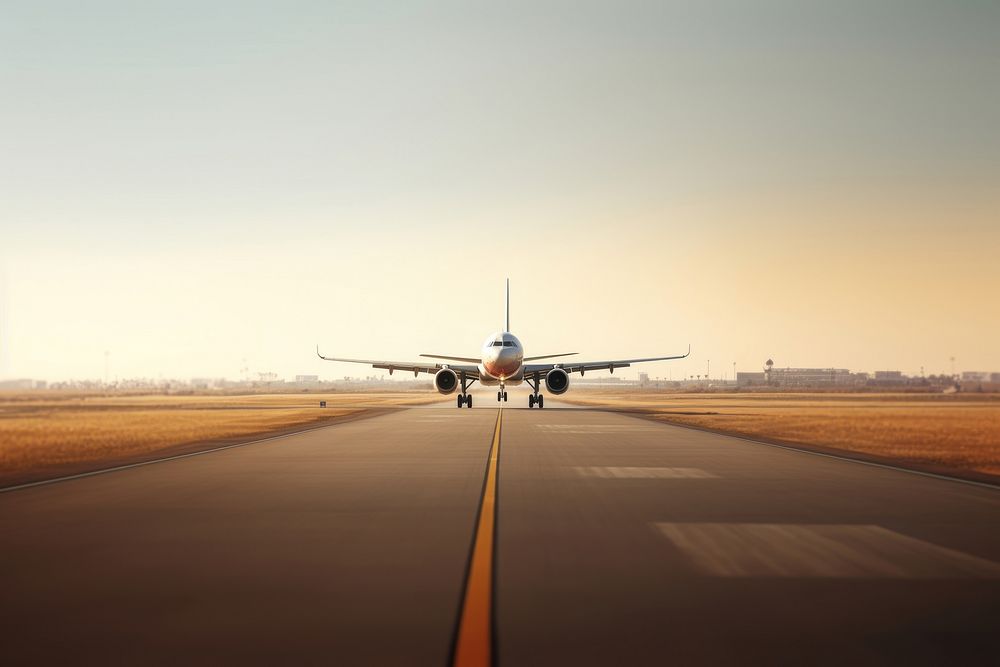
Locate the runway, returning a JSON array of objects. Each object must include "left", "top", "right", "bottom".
[{"left": 2, "top": 399, "right": 999, "bottom": 665}]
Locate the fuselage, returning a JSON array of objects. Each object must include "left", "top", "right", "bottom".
[{"left": 479, "top": 331, "right": 524, "bottom": 385}]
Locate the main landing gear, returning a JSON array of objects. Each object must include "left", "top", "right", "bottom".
[
  {"left": 526, "top": 371, "right": 544, "bottom": 408},
  {"left": 497, "top": 390, "right": 508, "bottom": 402},
  {"left": 456, "top": 372, "right": 475, "bottom": 408}
]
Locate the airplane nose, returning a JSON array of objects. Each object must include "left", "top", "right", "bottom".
[{"left": 498, "top": 348, "right": 518, "bottom": 366}]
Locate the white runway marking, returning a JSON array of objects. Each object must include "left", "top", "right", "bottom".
[
  {"left": 575, "top": 467, "right": 718, "bottom": 479},
  {"left": 655, "top": 523, "right": 1000, "bottom": 579},
  {"left": 538, "top": 424, "right": 659, "bottom": 434}
]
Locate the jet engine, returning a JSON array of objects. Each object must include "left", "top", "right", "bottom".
[
  {"left": 545, "top": 368, "right": 570, "bottom": 395},
  {"left": 434, "top": 368, "right": 459, "bottom": 394}
]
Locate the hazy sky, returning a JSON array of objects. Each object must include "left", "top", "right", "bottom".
[{"left": 2, "top": 1, "right": 998, "bottom": 382}]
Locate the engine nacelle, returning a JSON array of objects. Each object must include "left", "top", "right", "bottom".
[
  {"left": 545, "top": 368, "right": 570, "bottom": 395},
  {"left": 434, "top": 368, "right": 459, "bottom": 395}
]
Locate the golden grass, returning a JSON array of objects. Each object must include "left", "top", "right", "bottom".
[
  {"left": 0, "top": 392, "right": 442, "bottom": 486},
  {"left": 565, "top": 391, "right": 1000, "bottom": 478}
]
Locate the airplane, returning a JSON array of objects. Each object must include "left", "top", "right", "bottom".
[{"left": 317, "top": 280, "right": 690, "bottom": 408}]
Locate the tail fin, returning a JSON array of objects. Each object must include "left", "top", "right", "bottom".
[{"left": 505, "top": 278, "right": 510, "bottom": 332}]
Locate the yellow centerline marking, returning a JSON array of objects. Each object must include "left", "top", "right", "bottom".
[{"left": 452, "top": 407, "right": 503, "bottom": 667}]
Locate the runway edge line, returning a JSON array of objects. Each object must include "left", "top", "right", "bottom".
[{"left": 451, "top": 407, "right": 502, "bottom": 667}]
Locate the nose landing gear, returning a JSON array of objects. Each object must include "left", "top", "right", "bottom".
[{"left": 497, "top": 390, "right": 508, "bottom": 402}]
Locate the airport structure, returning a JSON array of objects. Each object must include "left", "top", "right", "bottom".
[
  {"left": 874, "top": 370, "right": 905, "bottom": 384},
  {"left": 766, "top": 367, "right": 856, "bottom": 386},
  {"left": 736, "top": 372, "right": 766, "bottom": 386},
  {"left": 736, "top": 359, "right": 862, "bottom": 387},
  {"left": 731, "top": 360, "right": 1000, "bottom": 390}
]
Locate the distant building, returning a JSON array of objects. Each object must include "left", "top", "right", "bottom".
[
  {"left": 0, "top": 378, "right": 37, "bottom": 390},
  {"left": 295, "top": 375, "right": 319, "bottom": 383},
  {"left": 872, "top": 370, "right": 905, "bottom": 386},
  {"left": 638, "top": 372, "right": 649, "bottom": 386},
  {"left": 768, "top": 367, "right": 854, "bottom": 386},
  {"left": 190, "top": 377, "right": 226, "bottom": 389},
  {"left": 992, "top": 373, "right": 1000, "bottom": 384},
  {"left": 737, "top": 372, "right": 766, "bottom": 386},
  {"left": 962, "top": 371, "right": 990, "bottom": 382}
]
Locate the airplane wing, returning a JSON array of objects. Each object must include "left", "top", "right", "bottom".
[
  {"left": 420, "top": 354, "right": 482, "bottom": 363},
  {"left": 522, "top": 352, "right": 578, "bottom": 361},
  {"left": 317, "top": 347, "right": 480, "bottom": 378},
  {"left": 522, "top": 345, "right": 690, "bottom": 376}
]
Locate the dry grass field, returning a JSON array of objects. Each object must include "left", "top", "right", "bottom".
[
  {"left": 566, "top": 391, "right": 1000, "bottom": 479},
  {"left": 0, "top": 392, "right": 442, "bottom": 487}
]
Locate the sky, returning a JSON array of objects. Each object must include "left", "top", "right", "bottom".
[{"left": 2, "top": 1, "right": 998, "bottom": 382}]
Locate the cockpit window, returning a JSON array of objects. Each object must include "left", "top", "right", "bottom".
[
  {"left": 492, "top": 341, "right": 503, "bottom": 346},
  {"left": 503, "top": 341, "right": 515, "bottom": 347}
]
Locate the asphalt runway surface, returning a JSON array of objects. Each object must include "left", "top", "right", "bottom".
[{"left": 2, "top": 395, "right": 999, "bottom": 666}]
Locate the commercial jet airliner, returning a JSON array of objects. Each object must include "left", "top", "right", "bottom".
[{"left": 317, "top": 280, "right": 690, "bottom": 408}]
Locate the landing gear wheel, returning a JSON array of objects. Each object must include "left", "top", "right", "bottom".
[
  {"left": 497, "top": 391, "right": 502, "bottom": 402},
  {"left": 466, "top": 395, "right": 473, "bottom": 408},
  {"left": 528, "top": 394, "right": 535, "bottom": 408},
  {"left": 457, "top": 395, "right": 463, "bottom": 409},
  {"left": 503, "top": 391, "right": 508, "bottom": 402},
  {"left": 537, "top": 394, "right": 544, "bottom": 409}
]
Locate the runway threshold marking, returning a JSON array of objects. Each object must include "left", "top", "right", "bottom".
[
  {"left": 452, "top": 407, "right": 502, "bottom": 667},
  {"left": 575, "top": 466, "right": 719, "bottom": 479},
  {"left": 655, "top": 523, "right": 1000, "bottom": 579}
]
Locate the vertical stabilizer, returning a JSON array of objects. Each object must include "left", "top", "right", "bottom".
[{"left": 505, "top": 279, "right": 510, "bottom": 332}]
